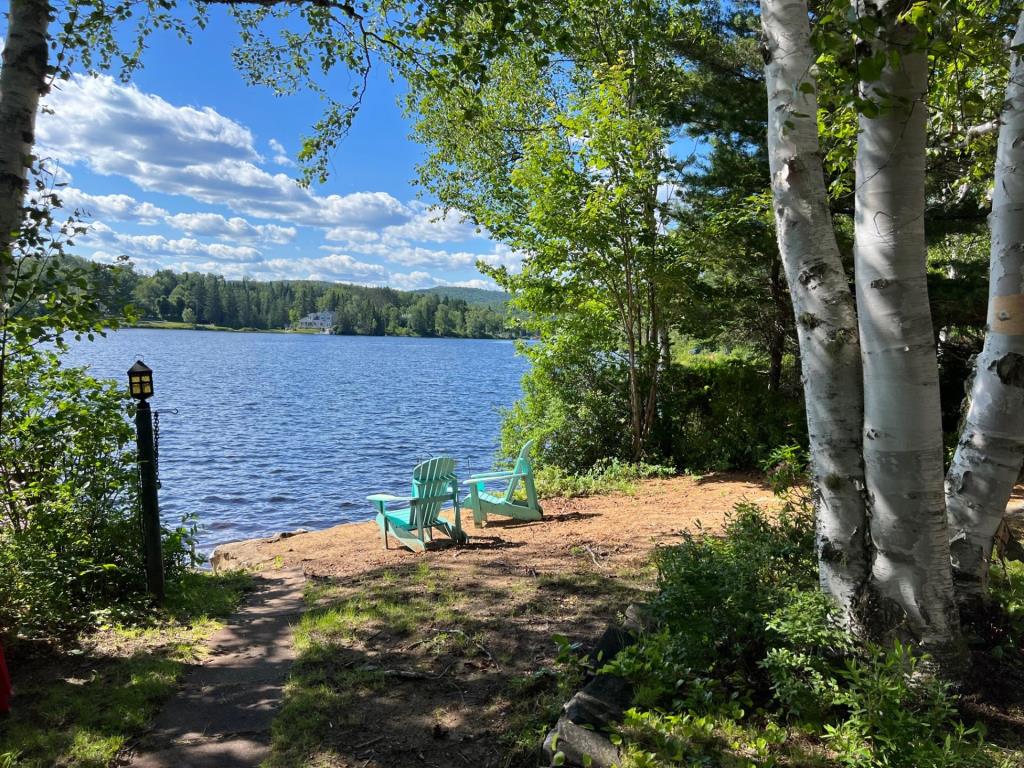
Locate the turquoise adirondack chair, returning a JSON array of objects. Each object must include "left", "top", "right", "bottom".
[
  {"left": 368, "top": 457, "right": 468, "bottom": 552},
  {"left": 462, "top": 440, "right": 543, "bottom": 527}
]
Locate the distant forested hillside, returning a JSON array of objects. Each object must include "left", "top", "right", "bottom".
[
  {"left": 413, "top": 286, "right": 509, "bottom": 309},
  {"left": 78, "top": 261, "right": 520, "bottom": 338}
]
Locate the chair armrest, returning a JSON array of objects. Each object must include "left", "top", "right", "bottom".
[
  {"left": 463, "top": 472, "right": 529, "bottom": 485},
  {"left": 367, "top": 493, "right": 414, "bottom": 503},
  {"left": 466, "top": 470, "right": 515, "bottom": 481}
]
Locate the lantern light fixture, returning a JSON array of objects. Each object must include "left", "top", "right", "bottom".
[{"left": 127, "top": 360, "right": 154, "bottom": 401}]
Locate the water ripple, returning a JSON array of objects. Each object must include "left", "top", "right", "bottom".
[{"left": 66, "top": 330, "right": 526, "bottom": 553}]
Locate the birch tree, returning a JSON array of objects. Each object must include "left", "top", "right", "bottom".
[
  {"left": 946, "top": 11, "right": 1024, "bottom": 607},
  {"left": 760, "top": 0, "right": 869, "bottom": 624},
  {"left": 0, "top": 0, "right": 51, "bottom": 295},
  {"left": 852, "top": 1, "right": 960, "bottom": 655}
]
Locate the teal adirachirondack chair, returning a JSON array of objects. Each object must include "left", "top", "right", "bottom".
[
  {"left": 368, "top": 456, "right": 468, "bottom": 553},
  {"left": 462, "top": 440, "right": 543, "bottom": 527}
]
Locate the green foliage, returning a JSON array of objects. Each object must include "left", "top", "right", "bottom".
[
  {"left": 533, "top": 459, "right": 673, "bottom": 499},
  {"left": 0, "top": 348, "right": 195, "bottom": 640},
  {"left": 601, "top": 500, "right": 1011, "bottom": 767},
  {"left": 823, "top": 644, "right": 991, "bottom": 768},
  {"left": 606, "top": 503, "right": 817, "bottom": 709},
  {"left": 0, "top": 570, "right": 251, "bottom": 768},
  {"left": 500, "top": 343, "right": 634, "bottom": 473},
  {"left": 760, "top": 591, "right": 852, "bottom": 722},
  {"left": 658, "top": 349, "right": 806, "bottom": 471},
  {"left": 502, "top": 346, "right": 806, "bottom": 477}
]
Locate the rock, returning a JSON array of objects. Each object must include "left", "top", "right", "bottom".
[
  {"left": 622, "top": 603, "right": 654, "bottom": 634},
  {"left": 543, "top": 718, "right": 620, "bottom": 768},
  {"left": 586, "top": 625, "right": 631, "bottom": 675},
  {"left": 564, "top": 674, "right": 632, "bottom": 729},
  {"left": 266, "top": 528, "right": 310, "bottom": 543},
  {"left": 209, "top": 548, "right": 232, "bottom": 573}
]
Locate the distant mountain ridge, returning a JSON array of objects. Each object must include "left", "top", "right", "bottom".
[{"left": 413, "top": 286, "right": 509, "bottom": 309}]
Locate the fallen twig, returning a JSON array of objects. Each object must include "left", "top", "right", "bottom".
[
  {"left": 583, "top": 544, "right": 605, "bottom": 569},
  {"left": 353, "top": 735, "right": 384, "bottom": 751},
  {"left": 376, "top": 661, "right": 456, "bottom": 680}
]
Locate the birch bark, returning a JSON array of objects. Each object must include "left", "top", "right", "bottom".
[
  {"left": 0, "top": 0, "right": 50, "bottom": 295},
  {"left": 853, "top": 2, "right": 959, "bottom": 654},
  {"left": 946, "top": 11, "right": 1024, "bottom": 606},
  {"left": 760, "top": 0, "right": 869, "bottom": 621}
]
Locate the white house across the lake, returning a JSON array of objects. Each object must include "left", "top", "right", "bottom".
[{"left": 296, "top": 311, "right": 335, "bottom": 331}]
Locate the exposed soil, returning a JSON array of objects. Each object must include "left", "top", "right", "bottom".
[
  {"left": 213, "top": 472, "right": 776, "bottom": 578},
  {"left": 210, "top": 472, "right": 774, "bottom": 767},
  {"left": 204, "top": 474, "right": 1024, "bottom": 767}
]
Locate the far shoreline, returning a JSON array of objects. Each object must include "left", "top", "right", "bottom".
[{"left": 127, "top": 319, "right": 527, "bottom": 340}]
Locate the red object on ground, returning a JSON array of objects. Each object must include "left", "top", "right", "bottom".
[{"left": 0, "top": 641, "right": 10, "bottom": 714}]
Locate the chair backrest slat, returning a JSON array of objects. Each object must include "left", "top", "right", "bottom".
[
  {"left": 503, "top": 439, "right": 534, "bottom": 502},
  {"left": 412, "top": 456, "right": 457, "bottom": 527}
]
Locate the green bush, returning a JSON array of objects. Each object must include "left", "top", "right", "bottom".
[
  {"left": 533, "top": 459, "right": 674, "bottom": 499},
  {"left": 607, "top": 501, "right": 817, "bottom": 709},
  {"left": 501, "top": 353, "right": 633, "bottom": 473},
  {"left": 501, "top": 346, "right": 806, "bottom": 477},
  {"left": 657, "top": 349, "right": 806, "bottom": 472},
  {"left": 823, "top": 644, "right": 990, "bottom": 768},
  {"left": 604, "top": 499, "right": 1008, "bottom": 767},
  {"left": 0, "top": 349, "right": 195, "bottom": 640}
]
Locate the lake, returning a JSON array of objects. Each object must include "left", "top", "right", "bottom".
[{"left": 65, "top": 329, "right": 528, "bottom": 553}]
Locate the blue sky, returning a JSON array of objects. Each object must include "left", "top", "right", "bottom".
[{"left": 30, "top": 8, "right": 517, "bottom": 289}]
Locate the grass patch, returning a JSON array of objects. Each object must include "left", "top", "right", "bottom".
[
  {"left": 268, "top": 566, "right": 472, "bottom": 766},
  {"left": 268, "top": 558, "right": 654, "bottom": 768},
  {"left": 0, "top": 570, "right": 252, "bottom": 768},
  {"left": 535, "top": 459, "right": 674, "bottom": 499}
]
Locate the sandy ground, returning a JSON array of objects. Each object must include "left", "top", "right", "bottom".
[
  {"left": 205, "top": 473, "right": 775, "bottom": 767},
  {"left": 212, "top": 472, "right": 775, "bottom": 578},
  {"left": 199, "top": 475, "right": 1024, "bottom": 767}
]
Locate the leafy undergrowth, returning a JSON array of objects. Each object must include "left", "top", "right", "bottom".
[
  {"left": 534, "top": 459, "right": 675, "bottom": 499},
  {"left": 267, "top": 560, "right": 651, "bottom": 767},
  {"left": 0, "top": 570, "right": 252, "bottom": 768},
  {"left": 599, "top": 501, "right": 1024, "bottom": 768}
]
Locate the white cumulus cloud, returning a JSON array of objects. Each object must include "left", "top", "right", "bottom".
[
  {"left": 165, "top": 212, "right": 296, "bottom": 244},
  {"left": 268, "top": 138, "right": 294, "bottom": 167}
]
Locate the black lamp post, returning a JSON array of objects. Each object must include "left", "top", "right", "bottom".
[{"left": 128, "top": 360, "right": 164, "bottom": 603}]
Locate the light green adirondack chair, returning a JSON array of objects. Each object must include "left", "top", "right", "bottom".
[
  {"left": 368, "top": 457, "right": 467, "bottom": 552},
  {"left": 462, "top": 440, "right": 543, "bottom": 527}
]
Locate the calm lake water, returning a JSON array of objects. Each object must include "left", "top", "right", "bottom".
[{"left": 65, "top": 329, "right": 528, "bottom": 553}]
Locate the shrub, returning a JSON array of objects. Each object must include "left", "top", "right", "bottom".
[
  {"left": 533, "top": 459, "right": 674, "bottom": 499},
  {"left": 824, "top": 644, "right": 991, "bottom": 768},
  {"left": 604, "top": 500, "right": 1006, "bottom": 767},
  {"left": 606, "top": 502, "right": 817, "bottom": 710},
  {"left": 500, "top": 353, "right": 633, "bottom": 473},
  {"left": 0, "top": 349, "right": 195, "bottom": 640},
  {"left": 657, "top": 349, "right": 806, "bottom": 472},
  {"left": 502, "top": 346, "right": 807, "bottom": 476}
]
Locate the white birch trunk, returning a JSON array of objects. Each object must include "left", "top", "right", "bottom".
[
  {"left": 761, "top": 0, "right": 869, "bottom": 622},
  {"left": 0, "top": 0, "right": 50, "bottom": 294},
  {"left": 946, "top": 12, "right": 1024, "bottom": 606},
  {"left": 853, "top": 3, "right": 960, "bottom": 655}
]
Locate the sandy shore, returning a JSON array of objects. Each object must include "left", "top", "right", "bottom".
[{"left": 211, "top": 472, "right": 776, "bottom": 578}]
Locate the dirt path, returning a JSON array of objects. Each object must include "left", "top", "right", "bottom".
[
  {"left": 127, "top": 568, "right": 305, "bottom": 768},
  {"left": 205, "top": 473, "right": 771, "bottom": 768}
]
